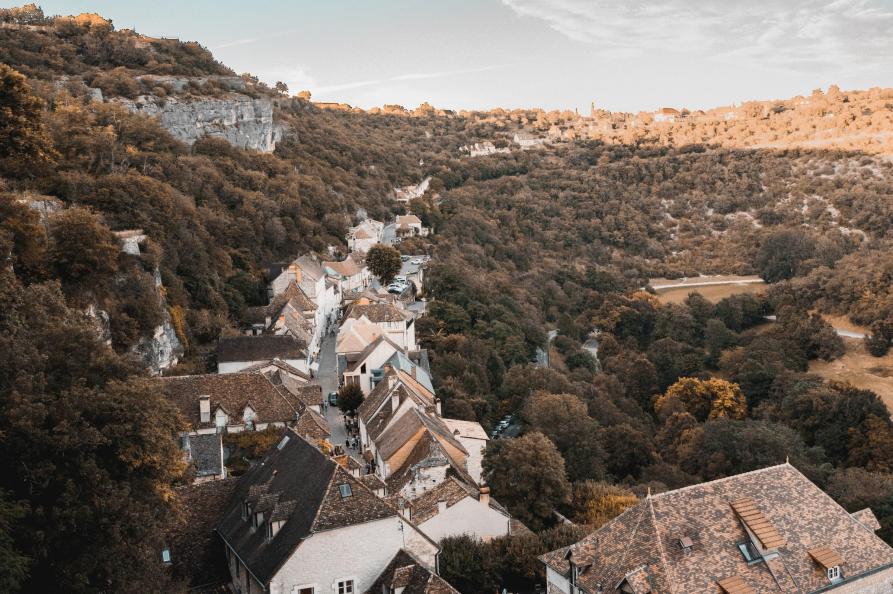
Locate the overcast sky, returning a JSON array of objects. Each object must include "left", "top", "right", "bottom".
[{"left": 39, "top": 0, "right": 893, "bottom": 113}]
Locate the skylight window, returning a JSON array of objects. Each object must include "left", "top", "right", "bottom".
[
  {"left": 339, "top": 483, "right": 353, "bottom": 498},
  {"left": 738, "top": 541, "right": 762, "bottom": 563},
  {"left": 161, "top": 547, "right": 171, "bottom": 564},
  {"left": 277, "top": 435, "right": 290, "bottom": 450}
]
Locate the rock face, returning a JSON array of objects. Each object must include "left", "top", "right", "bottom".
[
  {"left": 132, "top": 269, "right": 184, "bottom": 375},
  {"left": 117, "top": 92, "right": 282, "bottom": 153}
]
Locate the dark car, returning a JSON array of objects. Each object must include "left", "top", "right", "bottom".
[{"left": 328, "top": 391, "right": 338, "bottom": 406}]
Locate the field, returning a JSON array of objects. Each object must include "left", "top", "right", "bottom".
[
  {"left": 649, "top": 275, "right": 767, "bottom": 305},
  {"left": 810, "top": 339, "right": 893, "bottom": 414}
]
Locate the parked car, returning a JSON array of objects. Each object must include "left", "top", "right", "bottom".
[
  {"left": 411, "top": 258, "right": 423, "bottom": 265},
  {"left": 328, "top": 391, "right": 338, "bottom": 406}
]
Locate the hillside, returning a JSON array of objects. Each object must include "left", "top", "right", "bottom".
[{"left": 4, "top": 4, "right": 893, "bottom": 593}]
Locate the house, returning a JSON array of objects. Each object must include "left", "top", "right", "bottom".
[
  {"left": 357, "top": 364, "right": 439, "bottom": 458},
  {"left": 345, "top": 303, "right": 416, "bottom": 350},
  {"left": 270, "top": 255, "right": 339, "bottom": 336},
  {"left": 216, "top": 430, "right": 439, "bottom": 594},
  {"left": 182, "top": 432, "right": 226, "bottom": 483},
  {"left": 395, "top": 214, "right": 428, "bottom": 238},
  {"left": 324, "top": 254, "right": 370, "bottom": 296},
  {"left": 371, "top": 408, "right": 471, "bottom": 498},
  {"left": 394, "top": 177, "right": 431, "bottom": 203},
  {"left": 244, "top": 281, "right": 321, "bottom": 363},
  {"left": 460, "top": 141, "right": 510, "bottom": 158},
  {"left": 540, "top": 463, "right": 893, "bottom": 594},
  {"left": 347, "top": 219, "right": 384, "bottom": 254},
  {"left": 217, "top": 335, "right": 308, "bottom": 375},
  {"left": 336, "top": 316, "right": 384, "bottom": 357},
  {"left": 159, "top": 371, "right": 322, "bottom": 434},
  {"left": 441, "top": 418, "right": 488, "bottom": 486},
  {"left": 340, "top": 335, "right": 405, "bottom": 394},
  {"left": 513, "top": 132, "right": 547, "bottom": 149},
  {"left": 654, "top": 107, "right": 681, "bottom": 122},
  {"left": 294, "top": 408, "right": 331, "bottom": 442},
  {"left": 365, "top": 549, "right": 460, "bottom": 594},
  {"left": 113, "top": 229, "right": 147, "bottom": 255},
  {"left": 403, "top": 477, "right": 511, "bottom": 543}
]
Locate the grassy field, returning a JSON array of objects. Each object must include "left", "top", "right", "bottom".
[
  {"left": 810, "top": 339, "right": 893, "bottom": 415},
  {"left": 650, "top": 276, "right": 767, "bottom": 305}
]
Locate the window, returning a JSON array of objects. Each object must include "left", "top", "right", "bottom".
[
  {"left": 298, "top": 589, "right": 314, "bottom": 594},
  {"left": 361, "top": 363, "right": 367, "bottom": 374},
  {"left": 242, "top": 500, "right": 250, "bottom": 520},
  {"left": 738, "top": 541, "right": 762, "bottom": 563},
  {"left": 161, "top": 547, "right": 171, "bottom": 564},
  {"left": 337, "top": 580, "right": 354, "bottom": 594},
  {"left": 828, "top": 566, "right": 842, "bottom": 582},
  {"left": 339, "top": 483, "right": 353, "bottom": 498},
  {"left": 253, "top": 511, "right": 264, "bottom": 528}
]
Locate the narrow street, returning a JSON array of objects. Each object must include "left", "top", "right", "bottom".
[{"left": 317, "top": 328, "right": 365, "bottom": 463}]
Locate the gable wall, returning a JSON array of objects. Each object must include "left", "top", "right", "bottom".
[{"left": 418, "top": 497, "right": 510, "bottom": 542}]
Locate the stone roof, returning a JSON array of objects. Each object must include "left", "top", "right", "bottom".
[
  {"left": 407, "top": 476, "right": 509, "bottom": 524},
  {"left": 365, "top": 549, "right": 459, "bottom": 594},
  {"left": 294, "top": 409, "right": 331, "bottom": 440},
  {"left": 239, "top": 359, "right": 312, "bottom": 382},
  {"left": 540, "top": 464, "right": 893, "bottom": 594},
  {"left": 441, "top": 418, "right": 488, "bottom": 441},
  {"left": 360, "top": 473, "right": 388, "bottom": 493},
  {"left": 218, "top": 335, "right": 306, "bottom": 363},
  {"left": 347, "top": 303, "right": 408, "bottom": 323},
  {"left": 166, "top": 478, "right": 239, "bottom": 590},
  {"left": 358, "top": 368, "right": 436, "bottom": 445},
  {"left": 159, "top": 373, "right": 305, "bottom": 431},
  {"left": 216, "top": 431, "right": 399, "bottom": 586},
  {"left": 243, "top": 281, "right": 316, "bottom": 327},
  {"left": 187, "top": 433, "right": 224, "bottom": 478},
  {"left": 336, "top": 316, "right": 383, "bottom": 354},
  {"left": 324, "top": 254, "right": 365, "bottom": 278},
  {"left": 334, "top": 454, "right": 362, "bottom": 471},
  {"left": 294, "top": 254, "right": 325, "bottom": 282}
]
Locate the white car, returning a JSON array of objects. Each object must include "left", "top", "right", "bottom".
[{"left": 411, "top": 258, "right": 423, "bottom": 265}]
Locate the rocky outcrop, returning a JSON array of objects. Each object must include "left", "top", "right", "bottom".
[
  {"left": 132, "top": 269, "right": 183, "bottom": 376},
  {"left": 116, "top": 91, "right": 282, "bottom": 153}
]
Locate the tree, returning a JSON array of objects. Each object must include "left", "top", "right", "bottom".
[
  {"left": 482, "top": 432, "right": 571, "bottom": 530},
  {"left": 755, "top": 229, "right": 817, "bottom": 282},
  {"left": 366, "top": 244, "right": 402, "bottom": 285},
  {"left": 522, "top": 392, "right": 605, "bottom": 481},
  {"left": 439, "top": 535, "right": 499, "bottom": 594},
  {"left": 0, "top": 64, "right": 55, "bottom": 177},
  {"left": 337, "top": 383, "right": 364, "bottom": 414},
  {"left": 570, "top": 481, "right": 637, "bottom": 528},
  {"left": 656, "top": 377, "right": 747, "bottom": 422},
  {"left": 48, "top": 207, "right": 119, "bottom": 291}
]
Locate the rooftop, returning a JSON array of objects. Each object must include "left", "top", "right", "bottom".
[{"left": 218, "top": 335, "right": 306, "bottom": 363}]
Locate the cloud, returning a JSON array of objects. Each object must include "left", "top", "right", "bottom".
[{"left": 500, "top": 0, "right": 893, "bottom": 70}]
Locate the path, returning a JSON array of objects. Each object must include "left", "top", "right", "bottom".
[
  {"left": 763, "top": 315, "right": 865, "bottom": 339},
  {"left": 318, "top": 329, "right": 364, "bottom": 462}
]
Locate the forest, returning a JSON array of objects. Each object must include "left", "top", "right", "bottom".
[{"left": 2, "top": 5, "right": 893, "bottom": 592}]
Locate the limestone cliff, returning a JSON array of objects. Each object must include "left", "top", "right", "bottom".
[
  {"left": 131, "top": 269, "right": 184, "bottom": 376},
  {"left": 114, "top": 77, "right": 283, "bottom": 153}
]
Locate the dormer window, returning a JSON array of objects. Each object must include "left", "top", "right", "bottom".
[
  {"left": 253, "top": 511, "right": 264, "bottom": 528},
  {"left": 241, "top": 500, "right": 250, "bottom": 520},
  {"left": 339, "top": 483, "right": 353, "bottom": 498},
  {"left": 267, "top": 519, "right": 284, "bottom": 541},
  {"left": 738, "top": 541, "right": 762, "bottom": 563},
  {"left": 828, "top": 566, "right": 841, "bottom": 582}
]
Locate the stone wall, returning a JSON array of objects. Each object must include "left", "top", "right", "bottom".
[{"left": 831, "top": 566, "right": 893, "bottom": 594}]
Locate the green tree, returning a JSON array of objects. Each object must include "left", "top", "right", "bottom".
[
  {"left": 0, "top": 491, "right": 29, "bottom": 592},
  {"left": 337, "top": 383, "right": 364, "bottom": 414},
  {"left": 755, "top": 229, "right": 817, "bottom": 282},
  {"left": 483, "top": 432, "right": 571, "bottom": 530},
  {"left": 439, "top": 535, "right": 499, "bottom": 594},
  {"left": 523, "top": 392, "right": 605, "bottom": 481},
  {"left": 366, "top": 244, "right": 402, "bottom": 285},
  {"left": 48, "top": 207, "right": 119, "bottom": 291}
]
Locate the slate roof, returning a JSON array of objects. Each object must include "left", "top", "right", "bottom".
[
  {"left": 159, "top": 373, "right": 305, "bottom": 431},
  {"left": 388, "top": 351, "right": 435, "bottom": 395},
  {"left": 365, "top": 549, "right": 460, "bottom": 594},
  {"left": 216, "top": 431, "right": 399, "bottom": 586},
  {"left": 540, "top": 463, "right": 893, "bottom": 594},
  {"left": 347, "top": 303, "right": 409, "bottom": 323},
  {"left": 166, "top": 478, "right": 239, "bottom": 590},
  {"left": 218, "top": 335, "right": 306, "bottom": 363},
  {"left": 294, "top": 409, "right": 331, "bottom": 440},
  {"left": 188, "top": 433, "right": 224, "bottom": 478},
  {"left": 407, "top": 476, "right": 509, "bottom": 524}
]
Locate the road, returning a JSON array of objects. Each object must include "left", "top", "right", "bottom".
[
  {"left": 317, "top": 329, "right": 364, "bottom": 462},
  {"left": 763, "top": 315, "right": 866, "bottom": 339},
  {"left": 381, "top": 224, "right": 396, "bottom": 246}
]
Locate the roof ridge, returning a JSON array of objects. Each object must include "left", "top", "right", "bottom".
[
  {"left": 649, "top": 462, "right": 791, "bottom": 500},
  {"left": 307, "top": 455, "right": 339, "bottom": 534},
  {"left": 648, "top": 495, "right": 678, "bottom": 594}
]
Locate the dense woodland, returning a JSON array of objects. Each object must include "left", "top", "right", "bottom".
[{"left": 3, "top": 5, "right": 893, "bottom": 592}]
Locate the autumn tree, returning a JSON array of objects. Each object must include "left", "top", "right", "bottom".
[
  {"left": 570, "top": 481, "right": 638, "bottom": 528},
  {"left": 0, "top": 64, "right": 55, "bottom": 177},
  {"left": 48, "top": 207, "right": 119, "bottom": 291},
  {"left": 483, "top": 432, "right": 571, "bottom": 530},
  {"left": 656, "top": 377, "right": 747, "bottom": 422},
  {"left": 366, "top": 244, "right": 402, "bottom": 285},
  {"left": 755, "top": 229, "right": 817, "bottom": 282}
]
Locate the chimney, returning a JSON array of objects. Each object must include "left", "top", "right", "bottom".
[
  {"left": 435, "top": 397, "right": 442, "bottom": 416},
  {"left": 265, "top": 315, "right": 271, "bottom": 328},
  {"left": 479, "top": 486, "right": 490, "bottom": 507},
  {"left": 437, "top": 499, "right": 447, "bottom": 514},
  {"left": 411, "top": 365, "right": 417, "bottom": 380},
  {"left": 390, "top": 389, "right": 400, "bottom": 413},
  {"left": 199, "top": 395, "right": 211, "bottom": 424}
]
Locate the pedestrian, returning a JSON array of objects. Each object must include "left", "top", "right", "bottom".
[{"left": 345, "top": 439, "right": 349, "bottom": 451}]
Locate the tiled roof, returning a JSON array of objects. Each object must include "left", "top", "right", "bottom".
[
  {"left": 166, "top": 478, "right": 239, "bottom": 589},
  {"left": 160, "top": 373, "right": 305, "bottom": 431},
  {"left": 407, "top": 476, "right": 508, "bottom": 524},
  {"left": 294, "top": 409, "right": 331, "bottom": 440},
  {"left": 334, "top": 454, "right": 362, "bottom": 471},
  {"left": 396, "top": 214, "right": 422, "bottom": 225},
  {"left": 345, "top": 335, "right": 403, "bottom": 373},
  {"left": 347, "top": 303, "right": 408, "bottom": 323},
  {"left": 216, "top": 431, "right": 398, "bottom": 585},
  {"left": 441, "top": 418, "right": 488, "bottom": 441},
  {"left": 540, "top": 464, "right": 893, "bottom": 594},
  {"left": 358, "top": 367, "right": 435, "bottom": 442},
  {"left": 336, "top": 316, "right": 383, "bottom": 354},
  {"left": 324, "top": 254, "right": 365, "bottom": 278},
  {"left": 388, "top": 352, "right": 435, "bottom": 396},
  {"left": 365, "top": 549, "right": 460, "bottom": 594},
  {"left": 294, "top": 254, "right": 325, "bottom": 282},
  {"left": 240, "top": 358, "right": 312, "bottom": 382},
  {"left": 218, "top": 335, "right": 306, "bottom": 363},
  {"left": 360, "top": 473, "right": 388, "bottom": 493},
  {"left": 188, "top": 433, "right": 224, "bottom": 477}
]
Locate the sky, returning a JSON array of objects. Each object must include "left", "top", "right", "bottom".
[{"left": 37, "top": 0, "right": 893, "bottom": 113}]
